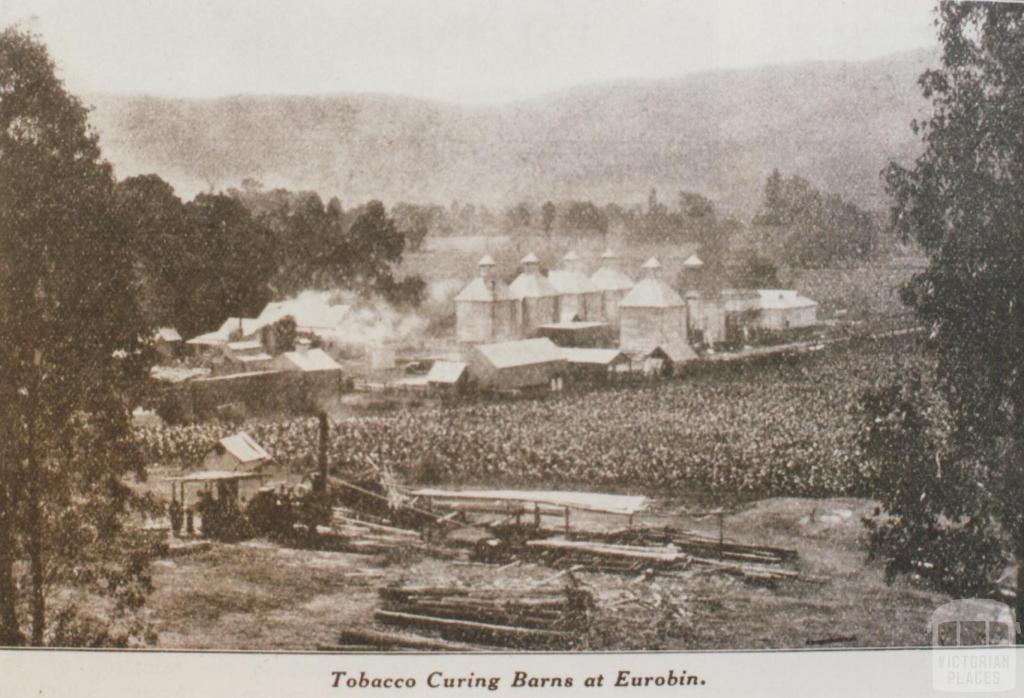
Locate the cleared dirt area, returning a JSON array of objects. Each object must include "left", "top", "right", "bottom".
[{"left": 144, "top": 496, "right": 947, "bottom": 651}]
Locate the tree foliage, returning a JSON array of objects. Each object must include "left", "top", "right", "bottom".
[
  {"left": 753, "top": 171, "right": 884, "bottom": 267},
  {"left": 879, "top": 1, "right": 1024, "bottom": 615},
  {"left": 0, "top": 27, "right": 155, "bottom": 645}
]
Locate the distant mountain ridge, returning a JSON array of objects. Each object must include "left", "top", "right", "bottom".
[{"left": 84, "top": 48, "right": 936, "bottom": 216}]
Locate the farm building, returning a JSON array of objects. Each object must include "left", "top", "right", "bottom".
[
  {"left": 618, "top": 257, "right": 689, "bottom": 354},
  {"left": 756, "top": 290, "right": 819, "bottom": 331},
  {"left": 426, "top": 360, "right": 469, "bottom": 394},
  {"left": 647, "top": 343, "right": 698, "bottom": 376},
  {"left": 186, "top": 316, "right": 270, "bottom": 351},
  {"left": 509, "top": 253, "right": 559, "bottom": 336},
  {"left": 455, "top": 255, "right": 520, "bottom": 345},
  {"left": 589, "top": 249, "right": 634, "bottom": 328},
  {"left": 467, "top": 337, "right": 568, "bottom": 391},
  {"left": 562, "top": 348, "right": 630, "bottom": 382},
  {"left": 273, "top": 348, "right": 343, "bottom": 374},
  {"left": 548, "top": 250, "right": 601, "bottom": 322},
  {"left": 685, "top": 291, "right": 727, "bottom": 346},
  {"left": 153, "top": 327, "right": 183, "bottom": 360},
  {"left": 537, "top": 320, "right": 613, "bottom": 348},
  {"left": 201, "top": 431, "right": 271, "bottom": 471}
]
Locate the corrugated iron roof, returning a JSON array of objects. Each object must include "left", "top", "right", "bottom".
[
  {"left": 427, "top": 360, "right": 468, "bottom": 384},
  {"left": 683, "top": 254, "right": 704, "bottom": 268},
  {"left": 562, "top": 348, "right": 628, "bottom": 366},
  {"left": 757, "top": 289, "right": 819, "bottom": 310},
  {"left": 474, "top": 337, "right": 566, "bottom": 369},
  {"left": 154, "top": 327, "right": 182, "bottom": 342},
  {"left": 279, "top": 348, "right": 342, "bottom": 372},
  {"left": 219, "top": 432, "right": 271, "bottom": 463},
  {"left": 410, "top": 487, "right": 648, "bottom": 516},
  {"left": 650, "top": 343, "right": 698, "bottom": 363}
]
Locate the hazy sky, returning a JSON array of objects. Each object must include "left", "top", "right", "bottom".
[{"left": 1, "top": 0, "right": 938, "bottom": 104}]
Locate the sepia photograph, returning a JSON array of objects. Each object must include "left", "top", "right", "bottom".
[{"left": 0, "top": 0, "right": 1023, "bottom": 694}]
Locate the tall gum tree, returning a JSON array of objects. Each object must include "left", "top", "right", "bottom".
[
  {"left": 885, "top": 2, "right": 1024, "bottom": 624},
  {"left": 0, "top": 28, "right": 150, "bottom": 645}
]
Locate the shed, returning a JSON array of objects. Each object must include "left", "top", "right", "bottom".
[
  {"left": 648, "top": 343, "right": 698, "bottom": 376},
  {"left": 455, "top": 256, "right": 520, "bottom": 344},
  {"left": 153, "top": 327, "right": 183, "bottom": 360},
  {"left": 562, "top": 348, "right": 630, "bottom": 382},
  {"left": 618, "top": 257, "right": 690, "bottom": 353},
  {"left": 274, "top": 348, "right": 343, "bottom": 373},
  {"left": 467, "top": 337, "right": 568, "bottom": 391},
  {"left": 200, "top": 432, "right": 271, "bottom": 472},
  {"left": 756, "top": 290, "right": 819, "bottom": 331},
  {"left": 427, "top": 360, "right": 469, "bottom": 393}
]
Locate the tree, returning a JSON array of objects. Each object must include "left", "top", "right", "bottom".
[
  {"left": 0, "top": 28, "right": 153, "bottom": 644},
  {"left": 262, "top": 315, "right": 297, "bottom": 354},
  {"left": 883, "top": 1, "right": 1024, "bottom": 619},
  {"left": 564, "top": 201, "right": 608, "bottom": 236},
  {"left": 541, "top": 201, "right": 556, "bottom": 236}
]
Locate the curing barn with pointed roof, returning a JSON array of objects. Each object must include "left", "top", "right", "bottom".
[
  {"left": 548, "top": 250, "right": 601, "bottom": 322},
  {"left": 618, "top": 257, "right": 690, "bottom": 354},
  {"left": 455, "top": 255, "right": 519, "bottom": 345},
  {"left": 509, "top": 252, "right": 559, "bottom": 336},
  {"left": 590, "top": 248, "right": 634, "bottom": 328}
]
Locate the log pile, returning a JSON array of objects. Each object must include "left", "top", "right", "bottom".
[
  {"left": 571, "top": 526, "right": 798, "bottom": 566},
  {"left": 325, "top": 507, "right": 426, "bottom": 554},
  {"left": 372, "top": 584, "right": 594, "bottom": 649},
  {"left": 525, "top": 538, "right": 822, "bottom": 585}
]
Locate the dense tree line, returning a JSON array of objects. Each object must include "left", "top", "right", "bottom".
[
  {"left": 117, "top": 177, "right": 426, "bottom": 339},
  {"left": 752, "top": 169, "right": 886, "bottom": 267}
]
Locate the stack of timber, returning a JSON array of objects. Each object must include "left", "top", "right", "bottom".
[
  {"left": 322, "top": 507, "right": 427, "bottom": 555},
  {"left": 526, "top": 538, "right": 823, "bottom": 585},
  {"left": 569, "top": 526, "right": 798, "bottom": 566},
  {"left": 373, "top": 584, "right": 594, "bottom": 649}
]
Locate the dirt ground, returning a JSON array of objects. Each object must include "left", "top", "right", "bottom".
[{"left": 141, "top": 496, "right": 949, "bottom": 651}]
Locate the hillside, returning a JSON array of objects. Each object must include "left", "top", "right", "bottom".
[{"left": 85, "top": 48, "right": 935, "bottom": 215}]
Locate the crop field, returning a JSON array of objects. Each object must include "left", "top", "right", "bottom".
[{"left": 139, "top": 334, "right": 929, "bottom": 506}]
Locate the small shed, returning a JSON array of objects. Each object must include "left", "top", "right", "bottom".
[
  {"left": 201, "top": 432, "right": 271, "bottom": 472},
  {"left": 647, "top": 343, "right": 698, "bottom": 376},
  {"left": 427, "top": 360, "right": 469, "bottom": 393},
  {"left": 274, "top": 348, "right": 343, "bottom": 373},
  {"left": 756, "top": 290, "right": 819, "bottom": 331},
  {"left": 562, "top": 348, "right": 630, "bottom": 382},
  {"left": 468, "top": 337, "right": 568, "bottom": 391},
  {"left": 153, "top": 327, "right": 183, "bottom": 360}
]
